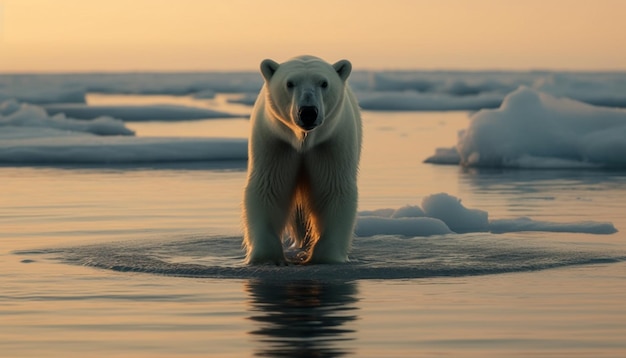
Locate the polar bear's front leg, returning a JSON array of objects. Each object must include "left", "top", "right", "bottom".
[
  {"left": 243, "top": 182, "right": 289, "bottom": 265},
  {"left": 307, "top": 181, "right": 358, "bottom": 264},
  {"left": 243, "top": 152, "right": 299, "bottom": 265}
]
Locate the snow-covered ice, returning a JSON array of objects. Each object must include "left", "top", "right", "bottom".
[{"left": 425, "top": 87, "right": 626, "bottom": 168}]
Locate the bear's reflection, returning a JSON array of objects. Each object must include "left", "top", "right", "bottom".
[{"left": 245, "top": 279, "right": 359, "bottom": 357}]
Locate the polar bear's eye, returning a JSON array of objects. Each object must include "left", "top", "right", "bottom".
[
  {"left": 321, "top": 81, "right": 328, "bottom": 89},
  {"left": 286, "top": 81, "right": 295, "bottom": 89}
]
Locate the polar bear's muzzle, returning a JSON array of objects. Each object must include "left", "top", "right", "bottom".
[{"left": 297, "top": 106, "right": 319, "bottom": 131}]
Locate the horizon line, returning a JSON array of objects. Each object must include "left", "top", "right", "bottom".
[{"left": 3, "top": 66, "right": 626, "bottom": 75}]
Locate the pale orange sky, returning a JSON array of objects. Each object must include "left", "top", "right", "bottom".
[{"left": 1, "top": 0, "right": 625, "bottom": 73}]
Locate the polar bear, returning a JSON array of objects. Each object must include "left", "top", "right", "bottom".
[{"left": 243, "top": 55, "right": 362, "bottom": 265}]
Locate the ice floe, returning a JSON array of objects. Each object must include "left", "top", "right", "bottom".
[{"left": 425, "top": 87, "right": 626, "bottom": 168}]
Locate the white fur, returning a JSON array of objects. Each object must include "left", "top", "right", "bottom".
[{"left": 243, "top": 55, "right": 362, "bottom": 265}]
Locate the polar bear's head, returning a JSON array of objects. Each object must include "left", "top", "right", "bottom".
[{"left": 260, "top": 55, "right": 352, "bottom": 132}]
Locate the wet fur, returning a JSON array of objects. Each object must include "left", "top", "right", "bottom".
[{"left": 243, "top": 55, "right": 362, "bottom": 265}]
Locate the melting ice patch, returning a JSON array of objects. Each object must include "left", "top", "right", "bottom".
[{"left": 425, "top": 87, "right": 626, "bottom": 168}]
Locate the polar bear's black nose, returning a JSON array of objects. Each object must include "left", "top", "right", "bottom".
[{"left": 298, "top": 106, "right": 318, "bottom": 129}]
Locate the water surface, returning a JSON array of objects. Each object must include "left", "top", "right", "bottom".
[{"left": 2, "top": 94, "right": 625, "bottom": 357}]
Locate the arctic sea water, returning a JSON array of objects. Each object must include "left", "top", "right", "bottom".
[{"left": 2, "top": 89, "right": 626, "bottom": 357}]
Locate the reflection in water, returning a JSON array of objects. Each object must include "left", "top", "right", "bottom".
[
  {"left": 460, "top": 167, "right": 626, "bottom": 190},
  {"left": 458, "top": 167, "right": 626, "bottom": 218},
  {"left": 245, "top": 280, "right": 359, "bottom": 357}
]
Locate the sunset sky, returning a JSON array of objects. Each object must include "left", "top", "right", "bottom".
[{"left": 1, "top": 0, "right": 625, "bottom": 73}]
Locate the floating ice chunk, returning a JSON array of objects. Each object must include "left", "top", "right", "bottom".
[
  {"left": 390, "top": 205, "right": 425, "bottom": 218},
  {"left": 357, "top": 91, "right": 503, "bottom": 111},
  {"left": 355, "top": 203, "right": 448, "bottom": 237},
  {"left": 1, "top": 100, "right": 133, "bottom": 136},
  {"left": 43, "top": 104, "right": 244, "bottom": 121},
  {"left": 423, "top": 146, "right": 461, "bottom": 165},
  {"left": 356, "top": 193, "right": 616, "bottom": 237},
  {"left": 426, "top": 87, "right": 626, "bottom": 168},
  {"left": 191, "top": 89, "right": 216, "bottom": 99},
  {"left": 355, "top": 216, "right": 453, "bottom": 237},
  {"left": 0, "top": 100, "right": 21, "bottom": 115},
  {"left": 226, "top": 93, "right": 258, "bottom": 106},
  {"left": 356, "top": 193, "right": 486, "bottom": 236},
  {"left": 367, "top": 72, "right": 522, "bottom": 95},
  {"left": 358, "top": 208, "right": 395, "bottom": 217},
  {"left": 421, "top": 193, "right": 489, "bottom": 233},
  {"left": 0, "top": 129, "right": 247, "bottom": 164},
  {"left": 0, "top": 100, "right": 247, "bottom": 165},
  {"left": 532, "top": 73, "right": 626, "bottom": 108},
  {"left": 0, "top": 88, "right": 86, "bottom": 104}
]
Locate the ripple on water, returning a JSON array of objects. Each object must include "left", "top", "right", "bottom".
[{"left": 13, "top": 234, "right": 625, "bottom": 281}]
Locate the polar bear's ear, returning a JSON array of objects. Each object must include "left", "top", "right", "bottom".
[
  {"left": 260, "top": 59, "right": 280, "bottom": 82},
  {"left": 333, "top": 60, "right": 352, "bottom": 82}
]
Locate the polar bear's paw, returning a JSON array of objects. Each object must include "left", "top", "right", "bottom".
[{"left": 245, "top": 245, "right": 288, "bottom": 266}]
